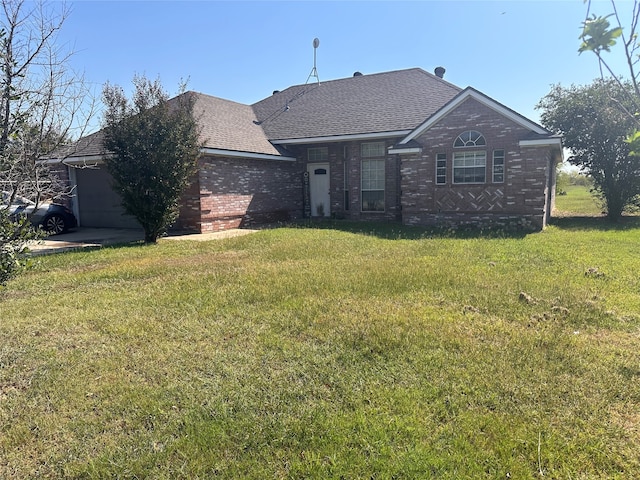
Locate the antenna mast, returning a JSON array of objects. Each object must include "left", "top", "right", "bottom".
[{"left": 306, "top": 38, "right": 320, "bottom": 84}]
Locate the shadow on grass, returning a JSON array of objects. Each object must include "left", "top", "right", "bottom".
[
  {"left": 549, "top": 215, "right": 640, "bottom": 232},
  {"left": 286, "top": 219, "right": 533, "bottom": 240}
]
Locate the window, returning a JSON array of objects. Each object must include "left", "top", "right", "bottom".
[
  {"left": 308, "top": 147, "right": 328, "bottom": 162},
  {"left": 493, "top": 150, "right": 505, "bottom": 183},
  {"left": 453, "top": 151, "right": 486, "bottom": 184},
  {"left": 361, "top": 142, "right": 385, "bottom": 212},
  {"left": 344, "top": 161, "right": 350, "bottom": 211},
  {"left": 361, "top": 142, "right": 385, "bottom": 158},
  {"left": 454, "top": 130, "right": 486, "bottom": 147},
  {"left": 436, "top": 153, "right": 447, "bottom": 185}
]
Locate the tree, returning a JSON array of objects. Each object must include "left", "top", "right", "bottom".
[
  {"left": 537, "top": 79, "right": 640, "bottom": 219},
  {"left": 102, "top": 76, "right": 202, "bottom": 244},
  {"left": 0, "top": 0, "right": 95, "bottom": 288},
  {"left": 0, "top": 0, "right": 95, "bottom": 204},
  {"left": 580, "top": 1, "right": 640, "bottom": 155}
]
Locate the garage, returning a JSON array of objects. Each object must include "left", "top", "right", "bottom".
[{"left": 72, "top": 166, "right": 141, "bottom": 229}]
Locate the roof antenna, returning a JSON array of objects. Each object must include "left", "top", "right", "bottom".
[{"left": 306, "top": 38, "right": 320, "bottom": 85}]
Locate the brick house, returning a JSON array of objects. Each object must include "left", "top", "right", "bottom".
[{"left": 53, "top": 68, "right": 562, "bottom": 231}]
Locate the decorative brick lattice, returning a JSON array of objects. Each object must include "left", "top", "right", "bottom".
[{"left": 436, "top": 188, "right": 504, "bottom": 212}]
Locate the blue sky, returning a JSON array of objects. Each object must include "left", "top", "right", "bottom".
[{"left": 60, "top": 0, "right": 631, "bottom": 130}]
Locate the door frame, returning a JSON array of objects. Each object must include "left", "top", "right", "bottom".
[{"left": 307, "top": 162, "right": 330, "bottom": 217}]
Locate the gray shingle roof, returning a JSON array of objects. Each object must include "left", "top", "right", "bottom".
[
  {"left": 192, "top": 92, "right": 282, "bottom": 156},
  {"left": 56, "top": 67, "right": 464, "bottom": 160},
  {"left": 252, "top": 68, "right": 462, "bottom": 141}
]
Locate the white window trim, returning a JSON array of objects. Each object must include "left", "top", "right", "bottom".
[
  {"left": 435, "top": 153, "right": 447, "bottom": 185},
  {"left": 452, "top": 151, "right": 487, "bottom": 184},
  {"left": 492, "top": 149, "right": 505, "bottom": 183},
  {"left": 308, "top": 146, "right": 328, "bottom": 162},
  {"left": 361, "top": 155, "right": 385, "bottom": 213}
]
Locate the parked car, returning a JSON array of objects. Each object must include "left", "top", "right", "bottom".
[{"left": 1, "top": 191, "right": 77, "bottom": 235}]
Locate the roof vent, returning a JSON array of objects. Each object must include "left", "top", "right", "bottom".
[
  {"left": 273, "top": 90, "right": 280, "bottom": 95},
  {"left": 434, "top": 66, "right": 446, "bottom": 78},
  {"left": 353, "top": 71, "right": 363, "bottom": 77}
]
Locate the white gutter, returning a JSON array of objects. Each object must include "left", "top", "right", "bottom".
[
  {"left": 519, "top": 138, "right": 563, "bottom": 147},
  {"left": 40, "top": 155, "right": 107, "bottom": 165},
  {"left": 388, "top": 147, "right": 422, "bottom": 155},
  {"left": 272, "top": 130, "right": 411, "bottom": 145},
  {"left": 44, "top": 148, "right": 297, "bottom": 165},
  {"left": 200, "top": 148, "right": 296, "bottom": 162}
]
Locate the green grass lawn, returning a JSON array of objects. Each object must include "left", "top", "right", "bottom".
[
  {"left": 554, "top": 184, "right": 603, "bottom": 217},
  {"left": 2, "top": 219, "right": 640, "bottom": 478}
]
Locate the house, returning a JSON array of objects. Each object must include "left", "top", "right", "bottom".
[{"left": 51, "top": 68, "right": 562, "bottom": 232}]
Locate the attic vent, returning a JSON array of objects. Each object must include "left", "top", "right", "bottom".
[
  {"left": 353, "top": 71, "right": 363, "bottom": 77},
  {"left": 434, "top": 66, "right": 446, "bottom": 78},
  {"left": 273, "top": 90, "right": 280, "bottom": 95}
]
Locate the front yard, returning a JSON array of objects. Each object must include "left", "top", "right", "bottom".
[{"left": 1, "top": 216, "right": 639, "bottom": 478}]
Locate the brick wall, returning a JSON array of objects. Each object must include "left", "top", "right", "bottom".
[
  {"left": 176, "top": 155, "right": 303, "bottom": 232},
  {"left": 400, "top": 97, "right": 554, "bottom": 229},
  {"left": 293, "top": 139, "right": 403, "bottom": 222}
]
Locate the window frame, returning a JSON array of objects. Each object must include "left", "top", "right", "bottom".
[
  {"left": 435, "top": 153, "right": 447, "bottom": 185},
  {"left": 492, "top": 149, "right": 505, "bottom": 183},
  {"left": 308, "top": 146, "right": 328, "bottom": 162},
  {"left": 344, "top": 159, "right": 350, "bottom": 211},
  {"left": 452, "top": 151, "right": 487, "bottom": 184},
  {"left": 454, "top": 130, "right": 486, "bottom": 148},
  {"left": 360, "top": 141, "right": 386, "bottom": 212}
]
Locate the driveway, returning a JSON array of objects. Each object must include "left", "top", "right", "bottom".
[{"left": 29, "top": 227, "right": 258, "bottom": 255}]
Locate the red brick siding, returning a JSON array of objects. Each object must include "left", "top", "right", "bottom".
[
  {"left": 173, "top": 173, "right": 201, "bottom": 232},
  {"left": 293, "top": 139, "right": 403, "bottom": 221},
  {"left": 177, "top": 155, "right": 303, "bottom": 232},
  {"left": 400, "top": 97, "right": 554, "bottom": 229}
]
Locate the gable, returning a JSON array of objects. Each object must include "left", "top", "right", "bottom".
[{"left": 399, "top": 87, "right": 550, "bottom": 146}]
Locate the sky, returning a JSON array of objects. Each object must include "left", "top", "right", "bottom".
[{"left": 55, "top": 0, "right": 633, "bottom": 133}]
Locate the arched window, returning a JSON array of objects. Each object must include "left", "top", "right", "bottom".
[
  {"left": 454, "top": 130, "right": 486, "bottom": 147},
  {"left": 452, "top": 131, "right": 487, "bottom": 183}
]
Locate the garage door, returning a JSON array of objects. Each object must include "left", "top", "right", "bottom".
[{"left": 74, "top": 167, "right": 141, "bottom": 229}]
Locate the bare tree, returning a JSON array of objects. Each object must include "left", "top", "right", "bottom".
[
  {"left": 0, "top": 0, "right": 96, "bottom": 206},
  {"left": 0, "top": 0, "right": 95, "bottom": 288}
]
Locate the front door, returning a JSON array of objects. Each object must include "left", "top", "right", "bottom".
[{"left": 307, "top": 163, "right": 330, "bottom": 217}]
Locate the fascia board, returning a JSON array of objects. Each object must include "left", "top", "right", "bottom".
[
  {"left": 388, "top": 147, "right": 422, "bottom": 155},
  {"left": 519, "top": 138, "right": 563, "bottom": 147},
  {"left": 400, "top": 88, "right": 549, "bottom": 145},
  {"left": 45, "top": 147, "right": 298, "bottom": 166},
  {"left": 272, "top": 130, "right": 411, "bottom": 145},
  {"left": 40, "top": 155, "right": 107, "bottom": 165},
  {"left": 201, "top": 148, "right": 296, "bottom": 162}
]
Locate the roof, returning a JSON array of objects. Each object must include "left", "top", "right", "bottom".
[
  {"left": 252, "top": 68, "right": 462, "bottom": 141},
  {"left": 50, "top": 92, "right": 285, "bottom": 161},
  {"left": 54, "top": 67, "right": 553, "bottom": 162},
  {"left": 191, "top": 92, "right": 282, "bottom": 156}
]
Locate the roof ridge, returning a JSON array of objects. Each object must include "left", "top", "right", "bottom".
[
  {"left": 252, "top": 67, "right": 455, "bottom": 106},
  {"left": 413, "top": 68, "right": 463, "bottom": 91},
  {"left": 187, "top": 90, "right": 251, "bottom": 108}
]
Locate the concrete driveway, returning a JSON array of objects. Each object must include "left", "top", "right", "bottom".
[{"left": 30, "top": 227, "right": 258, "bottom": 255}]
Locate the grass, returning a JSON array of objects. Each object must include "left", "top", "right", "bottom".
[
  {"left": 1, "top": 204, "right": 640, "bottom": 477},
  {"left": 554, "top": 184, "right": 603, "bottom": 217}
]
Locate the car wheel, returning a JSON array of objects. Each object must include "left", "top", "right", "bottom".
[{"left": 43, "top": 214, "right": 66, "bottom": 235}]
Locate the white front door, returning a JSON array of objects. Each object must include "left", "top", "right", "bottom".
[{"left": 308, "top": 163, "right": 330, "bottom": 217}]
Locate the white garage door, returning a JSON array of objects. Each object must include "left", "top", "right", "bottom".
[{"left": 74, "top": 167, "right": 141, "bottom": 229}]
